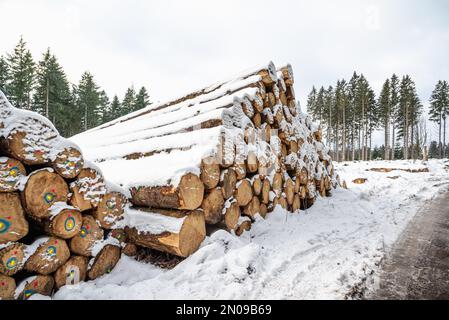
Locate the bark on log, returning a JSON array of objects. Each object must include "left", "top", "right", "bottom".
[
  {"left": 201, "top": 187, "right": 225, "bottom": 225},
  {"left": 21, "top": 170, "right": 69, "bottom": 220},
  {"left": 0, "top": 242, "right": 26, "bottom": 276},
  {"left": 87, "top": 244, "right": 121, "bottom": 280},
  {"left": 220, "top": 168, "right": 237, "bottom": 200},
  {"left": 223, "top": 201, "right": 240, "bottom": 230},
  {"left": 122, "top": 243, "right": 138, "bottom": 257},
  {"left": 261, "top": 178, "right": 271, "bottom": 204},
  {"left": 0, "top": 157, "right": 26, "bottom": 192},
  {"left": 25, "top": 237, "right": 70, "bottom": 275},
  {"left": 0, "top": 274, "right": 15, "bottom": 300},
  {"left": 234, "top": 179, "right": 253, "bottom": 207},
  {"left": 17, "top": 275, "right": 54, "bottom": 300},
  {"left": 243, "top": 196, "right": 260, "bottom": 219},
  {"left": 200, "top": 156, "right": 220, "bottom": 189},
  {"left": 130, "top": 173, "right": 204, "bottom": 210},
  {"left": 125, "top": 209, "right": 206, "bottom": 257},
  {"left": 70, "top": 215, "right": 104, "bottom": 257},
  {"left": 54, "top": 255, "right": 88, "bottom": 289},
  {"left": 235, "top": 220, "right": 251, "bottom": 236},
  {"left": 52, "top": 146, "right": 84, "bottom": 179},
  {"left": 69, "top": 167, "right": 106, "bottom": 212},
  {"left": 93, "top": 192, "right": 126, "bottom": 229},
  {"left": 43, "top": 207, "right": 82, "bottom": 240},
  {"left": 0, "top": 193, "right": 29, "bottom": 243}
]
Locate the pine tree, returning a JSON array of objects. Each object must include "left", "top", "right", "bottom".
[
  {"left": 429, "top": 141, "right": 438, "bottom": 158},
  {"left": 378, "top": 79, "right": 391, "bottom": 159},
  {"left": 107, "top": 95, "right": 122, "bottom": 122},
  {"left": 97, "top": 90, "right": 110, "bottom": 124},
  {"left": 7, "top": 37, "right": 35, "bottom": 109},
  {"left": 347, "top": 72, "right": 359, "bottom": 160},
  {"left": 134, "top": 86, "right": 151, "bottom": 112},
  {"left": 76, "top": 72, "right": 101, "bottom": 131},
  {"left": 122, "top": 86, "right": 136, "bottom": 115},
  {"left": 397, "top": 75, "right": 422, "bottom": 159},
  {"left": 0, "top": 55, "right": 9, "bottom": 94},
  {"left": 389, "top": 74, "right": 400, "bottom": 160}
]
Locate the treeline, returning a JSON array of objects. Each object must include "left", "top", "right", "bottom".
[
  {"left": 0, "top": 37, "right": 151, "bottom": 137},
  {"left": 307, "top": 72, "right": 449, "bottom": 161}
]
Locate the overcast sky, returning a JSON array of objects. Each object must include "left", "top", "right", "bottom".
[{"left": 1, "top": 0, "right": 448, "bottom": 143}]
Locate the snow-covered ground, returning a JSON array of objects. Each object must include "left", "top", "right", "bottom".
[{"left": 50, "top": 159, "right": 449, "bottom": 300}]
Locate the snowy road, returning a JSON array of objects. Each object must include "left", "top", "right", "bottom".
[{"left": 366, "top": 190, "right": 449, "bottom": 299}]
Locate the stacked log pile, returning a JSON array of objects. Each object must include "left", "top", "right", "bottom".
[
  {"left": 71, "top": 61, "right": 339, "bottom": 259},
  {"left": 0, "top": 92, "right": 129, "bottom": 300}
]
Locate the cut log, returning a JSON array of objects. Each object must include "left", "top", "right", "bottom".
[
  {"left": 69, "top": 167, "right": 106, "bottom": 212},
  {"left": 0, "top": 242, "right": 26, "bottom": 276},
  {"left": 21, "top": 170, "right": 69, "bottom": 220},
  {"left": 252, "top": 176, "right": 262, "bottom": 196},
  {"left": 122, "top": 243, "right": 138, "bottom": 257},
  {"left": 292, "top": 194, "right": 301, "bottom": 212},
  {"left": 234, "top": 179, "right": 253, "bottom": 206},
  {"left": 201, "top": 187, "right": 225, "bottom": 225},
  {"left": 246, "top": 151, "right": 258, "bottom": 173},
  {"left": 261, "top": 178, "right": 271, "bottom": 204},
  {"left": 0, "top": 274, "right": 15, "bottom": 300},
  {"left": 284, "top": 177, "right": 295, "bottom": 205},
  {"left": 223, "top": 201, "right": 240, "bottom": 230},
  {"left": 17, "top": 275, "right": 55, "bottom": 300},
  {"left": 87, "top": 244, "right": 121, "bottom": 280},
  {"left": 0, "top": 193, "right": 29, "bottom": 243},
  {"left": 93, "top": 192, "right": 127, "bottom": 229},
  {"left": 110, "top": 228, "right": 127, "bottom": 245},
  {"left": 272, "top": 172, "right": 283, "bottom": 195},
  {"left": 130, "top": 173, "right": 204, "bottom": 210},
  {"left": 297, "top": 167, "right": 308, "bottom": 185},
  {"left": 220, "top": 168, "right": 237, "bottom": 200},
  {"left": 70, "top": 215, "right": 104, "bottom": 257},
  {"left": 125, "top": 208, "right": 206, "bottom": 258},
  {"left": 235, "top": 220, "right": 251, "bottom": 236},
  {"left": 259, "top": 203, "right": 268, "bottom": 218},
  {"left": 25, "top": 237, "right": 70, "bottom": 275},
  {"left": 1, "top": 120, "right": 58, "bottom": 165},
  {"left": 43, "top": 207, "right": 82, "bottom": 239},
  {"left": 0, "top": 157, "right": 26, "bottom": 192},
  {"left": 233, "top": 162, "right": 247, "bottom": 180},
  {"left": 252, "top": 112, "right": 262, "bottom": 128},
  {"left": 200, "top": 156, "right": 220, "bottom": 189},
  {"left": 52, "top": 146, "right": 84, "bottom": 179},
  {"left": 243, "top": 196, "right": 260, "bottom": 219},
  {"left": 273, "top": 195, "right": 288, "bottom": 210},
  {"left": 54, "top": 255, "right": 88, "bottom": 289}
]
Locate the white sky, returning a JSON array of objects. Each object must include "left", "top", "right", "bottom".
[{"left": 1, "top": 0, "right": 448, "bottom": 144}]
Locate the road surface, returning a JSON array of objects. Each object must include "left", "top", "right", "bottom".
[{"left": 367, "top": 191, "right": 449, "bottom": 299}]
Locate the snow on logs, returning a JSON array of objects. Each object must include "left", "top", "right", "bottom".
[
  {"left": 124, "top": 208, "right": 206, "bottom": 258},
  {"left": 0, "top": 91, "right": 129, "bottom": 299},
  {"left": 70, "top": 61, "right": 336, "bottom": 254}
]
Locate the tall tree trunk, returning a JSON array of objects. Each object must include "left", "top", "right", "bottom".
[
  {"left": 443, "top": 116, "right": 446, "bottom": 158},
  {"left": 404, "top": 103, "right": 409, "bottom": 159},
  {"left": 410, "top": 122, "right": 414, "bottom": 160},
  {"left": 352, "top": 115, "right": 355, "bottom": 161},
  {"left": 342, "top": 106, "right": 346, "bottom": 161},
  {"left": 391, "top": 123, "right": 395, "bottom": 160},
  {"left": 385, "top": 115, "right": 390, "bottom": 160},
  {"left": 438, "top": 114, "right": 442, "bottom": 158}
]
